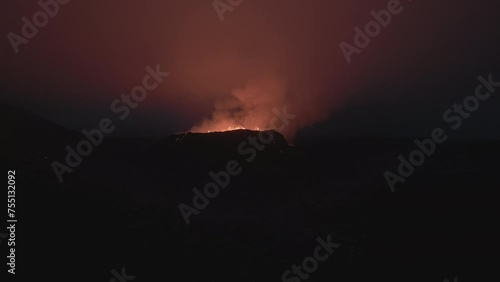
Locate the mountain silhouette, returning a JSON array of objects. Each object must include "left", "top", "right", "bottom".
[{"left": 0, "top": 103, "right": 81, "bottom": 159}]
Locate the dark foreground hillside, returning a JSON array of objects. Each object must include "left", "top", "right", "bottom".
[{"left": 3, "top": 110, "right": 498, "bottom": 281}]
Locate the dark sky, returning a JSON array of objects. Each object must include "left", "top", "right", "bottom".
[{"left": 2, "top": 0, "right": 500, "bottom": 139}]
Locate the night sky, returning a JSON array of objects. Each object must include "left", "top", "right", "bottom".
[{"left": 2, "top": 0, "right": 499, "bottom": 140}]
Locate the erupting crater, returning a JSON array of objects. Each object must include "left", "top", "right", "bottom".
[{"left": 154, "top": 129, "right": 290, "bottom": 159}]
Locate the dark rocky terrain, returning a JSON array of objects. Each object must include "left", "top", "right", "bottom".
[{"left": 2, "top": 103, "right": 497, "bottom": 281}]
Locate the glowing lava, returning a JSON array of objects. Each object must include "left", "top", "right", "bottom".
[
  {"left": 190, "top": 115, "right": 267, "bottom": 133},
  {"left": 199, "top": 125, "right": 262, "bottom": 133},
  {"left": 207, "top": 125, "right": 246, "bottom": 133}
]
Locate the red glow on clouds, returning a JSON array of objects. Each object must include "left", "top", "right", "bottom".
[{"left": 2, "top": 0, "right": 496, "bottom": 138}]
